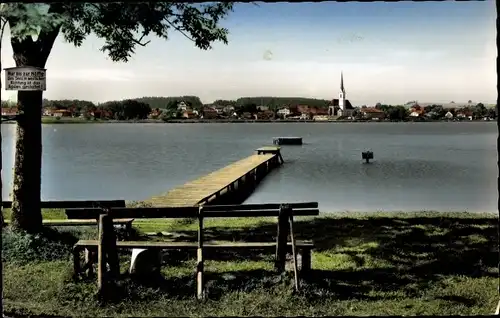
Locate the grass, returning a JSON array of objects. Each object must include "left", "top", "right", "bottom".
[{"left": 2, "top": 209, "right": 498, "bottom": 316}]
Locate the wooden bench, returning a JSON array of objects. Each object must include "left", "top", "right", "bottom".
[
  {"left": 2, "top": 200, "right": 130, "bottom": 232},
  {"left": 1, "top": 199, "right": 126, "bottom": 209},
  {"left": 4, "top": 219, "right": 135, "bottom": 240},
  {"left": 66, "top": 202, "right": 319, "bottom": 299},
  {"left": 73, "top": 240, "right": 313, "bottom": 276},
  {"left": 4, "top": 218, "right": 134, "bottom": 229}
]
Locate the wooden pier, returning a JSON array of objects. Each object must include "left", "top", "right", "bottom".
[{"left": 144, "top": 146, "right": 283, "bottom": 207}]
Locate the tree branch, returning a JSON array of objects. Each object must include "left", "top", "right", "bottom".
[
  {"left": 36, "top": 24, "right": 61, "bottom": 63},
  {"left": 164, "top": 18, "right": 194, "bottom": 42},
  {"left": 0, "top": 17, "right": 8, "bottom": 41},
  {"left": 133, "top": 32, "right": 151, "bottom": 46}
]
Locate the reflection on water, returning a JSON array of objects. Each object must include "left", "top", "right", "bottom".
[{"left": 1, "top": 122, "right": 497, "bottom": 212}]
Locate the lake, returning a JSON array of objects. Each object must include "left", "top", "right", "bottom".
[{"left": 1, "top": 122, "right": 497, "bottom": 213}]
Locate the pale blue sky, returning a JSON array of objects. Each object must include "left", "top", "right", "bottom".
[{"left": 1, "top": 1, "right": 497, "bottom": 105}]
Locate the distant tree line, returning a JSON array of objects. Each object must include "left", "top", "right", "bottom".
[
  {"left": 25, "top": 98, "right": 152, "bottom": 120},
  {"left": 99, "top": 100, "right": 152, "bottom": 120},
  {"left": 370, "top": 104, "right": 410, "bottom": 121},
  {"left": 2, "top": 97, "right": 496, "bottom": 121},
  {"left": 372, "top": 102, "right": 496, "bottom": 121},
  {"left": 233, "top": 97, "right": 330, "bottom": 109},
  {"left": 134, "top": 96, "right": 204, "bottom": 110}
]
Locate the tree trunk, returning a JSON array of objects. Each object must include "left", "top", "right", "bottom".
[
  {"left": 10, "top": 91, "right": 43, "bottom": 233},
  {"left": 0, "top": 86, "right": 3, "bottom": 230},
  {"left": 8, "top": 16, "right": 61, "bottom": 233}
]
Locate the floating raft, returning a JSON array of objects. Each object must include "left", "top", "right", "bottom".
[{"left": 272, "top": 137, "right": 303, "bottom": 145}]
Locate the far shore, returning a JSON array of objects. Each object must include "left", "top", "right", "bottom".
[{"left": 0, "top": 117, "right": 495, "bottom": 125}]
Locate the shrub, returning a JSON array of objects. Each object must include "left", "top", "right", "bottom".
[
  {"left": 2, "top": 227, "right": 79, "bottom": 264},
  {"left": 2, "top": 224, "right": 136, "bottom": 265},
  {"left": 160, "top": 113, "right": 171, "bottom": 122}
]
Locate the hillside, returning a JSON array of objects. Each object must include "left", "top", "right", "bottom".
[
  {"left": 235, "top": 97, "right": 331, "bottom": 109},
  {"left": 133, "top": 96, "right": 203, "bottom": 109}
]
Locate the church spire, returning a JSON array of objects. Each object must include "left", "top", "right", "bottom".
[{"left": 340, "top": 71, "right": 345, "bottom": 94}]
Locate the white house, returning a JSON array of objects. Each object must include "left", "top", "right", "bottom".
[
  {"left": 223, "top": 105, "right": 235, "bottom": 114},
  {"left": 445, "top": 111, "right": 453, "bottom": 119},
  {"left": 214, "top": 106, "right": 225, "bottom": 114},
  {"left": 177, "top": 101, "right": 189, "bottom": 111},
  {"left": 277, "top": 107, "right": 291, "bottom": 117}
]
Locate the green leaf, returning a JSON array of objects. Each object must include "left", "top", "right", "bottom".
[{"left": 4, "top": 2, "right": 234, "bottom": 61}]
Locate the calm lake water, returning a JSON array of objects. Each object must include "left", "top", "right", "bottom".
[{"left": 1, "top": 122, "right": 497, "bottom": 213}]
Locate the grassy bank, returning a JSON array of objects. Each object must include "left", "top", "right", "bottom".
[
  {"left": 41, "top": 117, "right": 104, "bottom": 124},
  {"left": 2, "top": 209, "right": 498, "bottom": 316}
]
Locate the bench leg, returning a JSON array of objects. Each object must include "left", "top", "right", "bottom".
[
  {"left": 197, "top": 248, "right": 205, "bottom": 300},
  {"left": 73, "top": 247, "right": 81, "bottom": 277},
  {"left": 77, "top": 248, "right": 97, "bottom": 278},
  {"left": 85, "top": 248, "right": 96, "bottom": 277},
  {"left": 125, "top": 222, "right": 132, "bottom": 239},
  {"left": 300, "top": 248, "right": 311, "bottom": 273}
]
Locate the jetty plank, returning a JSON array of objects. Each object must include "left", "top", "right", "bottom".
[{"left": 144, "top": 153, "right": 277, "bottom": 207}]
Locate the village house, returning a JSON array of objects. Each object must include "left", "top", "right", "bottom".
[
  {"left": 256, "top": 105, "right": 269, "bottom": 112},
  {"left": 241, "top": 112, "right": 253, "bottom": 120},
  {"left": 297, "top": 106, "right": 329, "bottom": 120},
  {"left": 213, "top": 105, "right": 225, "bottom": 114},
  {"left": 425, "top": 111, "right": 440, "bottom": 120},
  {"left": 311, "top": 107, "right": 329, "bottom": 121},
  {"left": 277, "top": 107, "right": 291, "bottom": 118},
  {"left": 445, "top": 111, "right": 454, "bottom": 120},
  {"left": 53, "top": 109, "right": 73, "bottom": 117},
  {"left": 90, "top": 109, "right": 112, "bottom": 119},
  {"left": 409, "top": 105, "right": 425, "bottom": 118},
  {"left": 456, "top": 110, "right": 473, "bottom": 120},
  {"left": 43, "top": 107, "right": 57, "bottom": 116},
  {"left": 254, "top": 110, "right": 274, "bottom": 120},
  {"left": 290, "top": 106, "right": 301, "bottom": 115},
  {"left": 296, "top": 105, "right": 311, "bottom": 119},
  {"left": 1, "top": 107, "right": 18, "bottom": 116},
  {"left": 148, "top": 108, "right": 162, "bottom": 119},
  {"left": 182, "top": 110, "right": 196, "bottom": 119},
  {"left": 223, "top": 105, "right": 235, "bottom": 115},
  {"left": 361, "top": 107, "right": 385, "bottom": 120},
  {"left": 177, "top": 101, "right": 189, "bottom": 111},
  {"left": 201, "top": 107, "right": 218, "bottom": 119}
]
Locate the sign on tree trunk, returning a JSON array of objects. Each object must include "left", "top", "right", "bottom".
[{"left": 4, "top": 66, "right": 46, "bottom": 91}]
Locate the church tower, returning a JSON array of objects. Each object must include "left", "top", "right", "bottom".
[{"left": 339, "top": 71, "right": 346, "bottom": 111}]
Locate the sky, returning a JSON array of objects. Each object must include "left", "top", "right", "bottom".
[{"left": 1, "top": 1, "right": 497, "bottom": 106}]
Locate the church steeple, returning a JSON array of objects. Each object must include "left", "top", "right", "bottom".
[
  {"left": 339, "top": 71, "right": 346, "bottom": 111},
  {"left": 340, "top": 71, "right": 345, "bottom": 95}
]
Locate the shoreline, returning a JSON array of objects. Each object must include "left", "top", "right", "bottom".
[{"left": 1, "top": 118, "right": 495, "bottom": 124}]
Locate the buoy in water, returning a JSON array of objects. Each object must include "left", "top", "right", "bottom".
[{"left": 362, "top": 151, "right": 374, "bottom": 163}]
